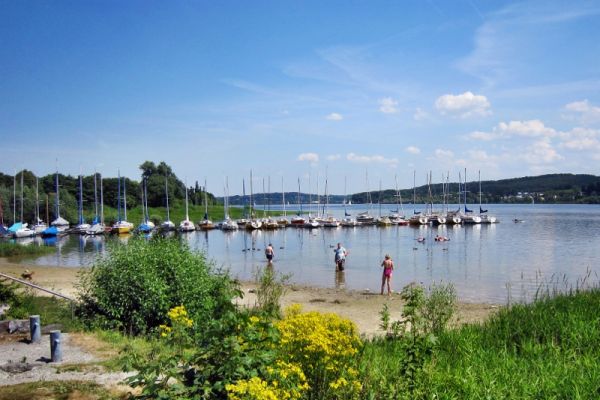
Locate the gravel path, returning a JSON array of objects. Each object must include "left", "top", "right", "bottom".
[{"left": 0, "top": 332, "right": 133, "bottom": 386}]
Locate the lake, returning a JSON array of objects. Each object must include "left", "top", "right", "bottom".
[{"left": 6, "top": 204, "right": 600, "bottom": 304}]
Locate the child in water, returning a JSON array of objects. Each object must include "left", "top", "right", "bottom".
[{"left": 380, "top": 254, "right": 394, "bottom": 296}]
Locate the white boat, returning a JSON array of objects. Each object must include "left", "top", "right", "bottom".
[
  {"left": 160, "top": 176, "right": 176, "bottom": 231},
  {"left": 30, "top": 177, "right": 47, "bottom": 234},
  {"left": 341, "top": 217, "right": 359, "bottom": 227},
  {"left": 138, "top": 177, "right": 155, "bottom": 233},
  {"left": 277, "top": 177, "right": 289, "bottom": 226},
  {"left": 198, "top": 178, "right": 215, "bottom": 230},
  {"left": 179, "top": 180, "right": 195, "bottom": 232},
  {"left": 74, "top": 172, "right": 90, "bottom": 234},
  {"left": 323, "top": 216, "right": 340, "bottom": 227},
  {"left": 461, "top": 169, "right": 481, "bottom": 225},
  {"left": 218, "top": 177, "right": 238, "bottom": 230},
  {"left": 303, "top": 218, "right": 320, "bottom": 228},
  {"left": 290, "top": 178, "right": 305, "bottom": 226},
  {"left": 377, "top": 216, "right": 393, "bottom": 226},
  {"left": 430, "top": 214, "right": 447, "bottom": 225},
  {"left": 356, "top": 211, "right": 375, "bottom": 225},
  {"left": 478, "top": 171, "right": 498, "bottom": 224},
  {"left": 49, "top": 168, "right": 70, "bottom": 232},
  {"left": 86, "top": 173, "right": 106, "bottom": 235},
  {"left": 112, "top": 170, "right": 133, "bottom": 234}
]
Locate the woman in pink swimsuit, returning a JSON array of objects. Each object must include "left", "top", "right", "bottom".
[{"left": 380, "top": 254, "right": 394, "bottom": 296}]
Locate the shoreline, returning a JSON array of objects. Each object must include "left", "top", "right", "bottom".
[{"left": 0, "top": 258, "right": 500, "bottom": 336}]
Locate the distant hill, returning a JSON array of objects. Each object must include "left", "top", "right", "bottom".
[{"left": 224, "top": 174, "right": 600, "bottom": 205}]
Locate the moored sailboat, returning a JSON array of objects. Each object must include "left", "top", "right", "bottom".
[
  {"left": 198, "top": 178, "right": 215, "bottom": 230},
  {"left": 86, "top": 173, "right": 106, "bottom": 235},
  {"left": 179, "top": 180, "right": 195, "bottom": 232},
  {"left": 112, "top": 171, "right": 134, "bottom": 234},
  {"left": 160, "top": 176, "right": 176, "bottom": 231}
]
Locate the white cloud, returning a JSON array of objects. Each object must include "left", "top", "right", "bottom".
[
  {"left": 563, "top": 100, "right": 600, "bottom": 125},
  {"left": 468, "top": 131, "right": 499, "bottom": 141},
  {"left": 497, "top": 120, "right": 556, "bottom": 137},
  {"left": 326, "top": 154, "right": 341, "bottom": 161},
  {"left": 469, "top": 119, "right": 556, "bottom": 141},
  {"left": 346, "top": 152, "right": 398, "bottom": 166},
  {"left": 519, "top": 138, "right": 562, "bottom": 164},
  {"left": 434, "top": 149, "right": 454, "bottom": 158},
  {"left": 378, "top": 97, "right": 399, "bottom": 114},
  {"left": 326, "top": 112, "right": 343, "bottom": 121},
  {"left": 435, "top": 91, "right": 491, "bottom": 118},
  {"left": 558, "top": 127, "right": 600, "bottom": 151},
  {"left": 413, "top": 108, "right": 427, "bottom": 121},
  {"left": 405, "top": 146, "right": 421, "bottom": 155},
  {"left": 297, "top": 153, "right": 319, "bottom": 163}
]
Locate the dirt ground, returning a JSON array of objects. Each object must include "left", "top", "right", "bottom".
[{"left": 0, "top": 258, "right": 500, "bottom": 336}]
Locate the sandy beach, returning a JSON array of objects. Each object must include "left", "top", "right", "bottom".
[{"left": 0, "top": 257, "right": 500, "bottom": 336}]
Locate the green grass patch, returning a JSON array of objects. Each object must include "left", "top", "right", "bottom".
[
  {"left": 360, "top": 289, "right": 600, "bottom": 399},
  {"left": 0, "top": 242, "right": 54, "bottom": 258},
  {"left": 5, "top": 293, "right": 80, "bottom": 331}
]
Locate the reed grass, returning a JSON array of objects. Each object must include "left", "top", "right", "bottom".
[
  {"left": 360, "top": 287, "right": 600, "bottom": 399},
  {"left": 0, "top": 242, "right": 54, "bottom": 258}
]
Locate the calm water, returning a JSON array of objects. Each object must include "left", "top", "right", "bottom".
[{"left": 6, "top": 204, "right": 600, "bottom": 303}]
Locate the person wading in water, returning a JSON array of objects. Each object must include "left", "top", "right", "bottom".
[{"left": 333, "top": 242, "right": 348, "bottom": 271}]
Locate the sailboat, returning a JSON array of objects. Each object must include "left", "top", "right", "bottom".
[
  {"left": 74, "top": 171, "right": 91, "bottom": 234},
  {"left": 446, "top": 173, "right": 462, "bottom": 225},
  {"left": 160, "top": 176, "right": 176, "bottom": 231},
  {"left": 341, "top": 176, "right": 358, "bottom": 227},
  {"left": 13, "top": 171, "right": 35, "bottom": 238},
  {"left": 389, "top": 175, "right": 407, "bottom": 225},
  {"left": 236, "top": 179, "right": 249, "bottom": 228},
  {"left": 49, "top": 167, "right": 70, "bottom": 231},
  {"left": 138, "top": 177, "right": 155, "bottom": 233},
  {"left": 277, "top": 177, "right": 290, "bottom": 226},
  {"left": 356, "top": 171, "right": 375, "bottom": 225},
  {"left": 246, "top": 171, "right": 263, "bottom": 230},
  {"left": 290, "top": 177, "right": 306, "bottom": 226},
  {"left": 31, "top": 177, "right": 48, "bottom": 234},
  {"left": 86, "top": 173, "right": 106, "bottom": 235},
  {"left": 478, "top": 171, "right": 497, "bottom": 224},
  {"left": 303, "top": 174, "right": 320, "bottom": 228},
  {"left": 428, "top": 172, "right": 447, "bottom": 225},
  {"left": 179, "top": 180, "right": 195, "bottom": 232},
  {"left": 0, "top": 192, "right": 7, "bottom": 237},
  {"left": 376, "top": 181, "right": 393, "bottom": 226},
  {"left": 112, "top": 170, "right": 134, "bottom": 234},
  {"left": 261, "top": 177, "right": 279, "bottom": 229},
  {"left": 322, "top": 173, "right": 340, "bottom": 228},
  {"left": 461, "top": 169, "right": 481, "bottom": 224},
  {"left": 198, "top": 178, "right": 215, "bottom": 230},
  {"left": 408, "top": 171, "right": 429, "bottom": 226},
  {"left": 219, "top": 177, "right": 239, "bottom": 230}
]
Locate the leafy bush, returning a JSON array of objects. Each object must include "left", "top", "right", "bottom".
[
  {"left": 253, "top": 266, "right": 289, "bottom": 318},
  {"left": 422, "top": 282, "right": 457, "bottom": 335},
  {"left": 77, "top": 237, "right": 238, "bottom": 335},
  {"left": 276, "top": 305, "right": 363, "bottom": 399}
]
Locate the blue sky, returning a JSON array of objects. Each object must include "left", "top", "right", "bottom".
[{"left": 2, "top": 0, "right": 600, "bottom": 195}]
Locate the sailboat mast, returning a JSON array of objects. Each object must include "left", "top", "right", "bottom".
[
  {"left": 282, "top": 176, "right": 286, "bottom": 217},
  {"left": 378, "top": 180, "right": 382, "bottom": 218},
  {"left": 297, "top": 177, "right": 302, "bottom": 215},
  {"left": 262, "top": 178, "right": 266, "bottom": 218},
  {"left": 100, "top": 175, "right": 104, "bottom": 225},
  {"left": 117, "top": 170, "right": 121, "bottom": 222},
  {"left": 12, "top": 171, "right": 16, "bottom": 223},
  {"left": 20, "top": 171, "right": 24, "bottom": 223},
  {"left": 144, "top": 177, "right": 150, "bottom": 222},
  {"left": 94, "top": 172, "right": 98, "bottom": 220},
  {"left": 55, "top": 166, "right": 60, "bottom": 219},
  {"left": 36, "top": 176, "right": 40, "bottom": 222},
  {"left": 344, "top": 176, "right": 348, "bottom": 216},
  {"left": 123, "top": 175, "right": 128, "bottom": 221},
  {"left": 478, "top": 170, "right": 482, "bottom": 210},
  {"left": 165, "top": 177, "right": 170, "bottom": 222},
  {"left": 413, "top": 170, "right": 416, "bottom": 214},
  {"left": 249, "top": 171, "right": 253, "bottom": 218},
  {"left": 79, "top": 172, "right": 84, "bottom": 224},
  {"left": 184, "top": 180, "right": 189, "bottom": 220},
  {"left": 204, "top": 178, "right": 209, "bottom": 219}
]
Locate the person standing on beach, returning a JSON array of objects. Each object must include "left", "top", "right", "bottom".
[
  {"left": 265, "top": 243, "right": 274, "bottom": 263},
  {"left": 380, "top": 254, "right": 394, "bottom": 295},
  {"left": 334, "top": 242, "right": 347, "bottom": 271}
]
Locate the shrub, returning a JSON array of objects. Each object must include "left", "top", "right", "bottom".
[
  {"left": 276, "top": 305, "right": 363, "bottom": 399},
  {"left": 77, "top": 237, "right": 238, "bottom": 335},
  {"left": 422, "top": 282, "right": 457, "bottom": 335},
  {"left": 253, "top": 266, "right": 289, "bottom": 318}
]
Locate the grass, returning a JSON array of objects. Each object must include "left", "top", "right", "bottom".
[
  {"left": 359, "top": 288, "right": 600, "bottom": 399},
  {"left": 0, "top": 380, "right": 128, "bottom": 400},
  {"left": 0, "top": 242, "right": 54, "bottom": 258},
  {"left": 4, "top": 292, "right": 81, "bottom": 331}
]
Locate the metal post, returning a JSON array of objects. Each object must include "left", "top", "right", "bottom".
[
  {"left": 29, "top": 315, "right": 41, "bottom": 343},
  {"left": 50, "top": 330, "right": 62, "bottom": 362}
]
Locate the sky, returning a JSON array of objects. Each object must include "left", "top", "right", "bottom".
[{"left": 1, "top": 0, "right": 600, "bottom": 195}]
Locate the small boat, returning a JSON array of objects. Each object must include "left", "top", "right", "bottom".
[
  {"left": 160, "top": 176, "right": 176, "bottom": 231},
  {"left": 219, "top": 178, "right": 238, "bottom": 231},
  {"left": 73, "top": 172, "right": 90, "bottom": 234},
  {"left": 323, "top": 216, "right": 341, "bottom": 227},
  {"left": 137, "top": 177, "right": 155, "bottom": 234},
  {"left": 12, "top": 172, "right": 35, "bottom": 238},
  {"left": 50, "top": 167, "right": 70, "bottom": 232},
  {"left": 430, "top": 214, "right": 447, "bottom": 225},
  {"left": 513, "top": 218, "right": 525, "bottom": 223},
  {"left": 262, "top": 217, "right": 279, "bottom": 230},
  {"left": 277, "top": 177, "right": 290, "bottom": 227},
  {"left": 478, "top": 171, "right": 498, "bottom": 224},
  {"left": 198, "top": 179, "right": 215, "bottom": 230},
  {"left": 290, "top": 178, "right": 305, "bottom": 226},
  {"left": 41, "top": 225, "right": 61, "bottom": 238},
  {"left": 341, "top": 217, "right": 359, "bottom": 227},
  {"left": 409, "top": 213, "right": 429, "bottom": 225},
  {"left": 112, "top": 171, "right": 133, "bottom": 234},
  {"left": 376, "top": 216, "right": 393, "bottom": 226},
  {"left": 356, "top": 212, "right": 375, "bottom": 225},
  {"left": 179, "top": 180, "right": 195, "bottom": 232},
  {"left": 86, "top": 173, "right": 106, "bottom": 235},
  {"left": 303, "top": 218, "right": 320, "bottom": 228},
  {"left": 31, "top": 177, "right": 47, "bottom": 234}
]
